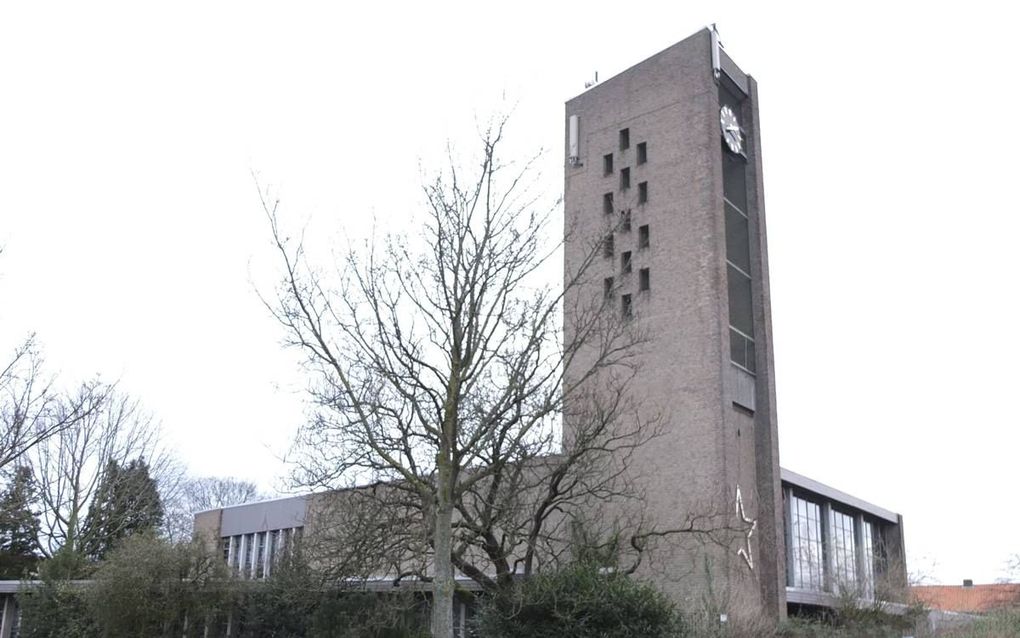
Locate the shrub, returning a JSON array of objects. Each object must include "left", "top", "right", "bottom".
[
  {"left": 938, "top": 607, "right": 1020, "bottom": 638},
  {"left": 474, "top": 562, "right": 684, "bottom": 638},
  {"left": 17, "top": 549, "right": 96, "bottom": 638},
  {"left": 85, "top": 533, "right": 231, "bottom": 637}
]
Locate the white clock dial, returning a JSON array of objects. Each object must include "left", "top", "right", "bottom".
[{"left": 719, "top": 105, "right": 743, "bottom": 154}]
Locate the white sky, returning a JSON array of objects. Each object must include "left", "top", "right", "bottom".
[{"left": 1, "top": 1, "right": 1017, "bottom": 586}]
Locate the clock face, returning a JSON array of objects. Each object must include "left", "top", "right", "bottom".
[{"left": 720, "top": 105, "right": 742, "bottom": 154}]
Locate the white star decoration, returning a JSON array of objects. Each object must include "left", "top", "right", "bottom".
[{"left": 735, "top": 485, "right": 757, "bottom": 571}]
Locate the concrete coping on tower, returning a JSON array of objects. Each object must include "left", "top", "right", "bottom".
[{"left": 781, "top": 468, "right": 899, "bottom": 524}]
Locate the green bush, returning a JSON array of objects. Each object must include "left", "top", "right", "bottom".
[
  {"left": 474, "top": 562, "right": 684, "bottom": 638},
  {"left": 17, "top": 549, "right": 97, "bottom": 638},
  {"left": 307, "top": 590, "right": 429, "bottom": 638},
  {"left": 229, "top": 545, "right": 427, "bottom": 638},
  {"left": 938, "top": 607, "right": 1020, "bottom": 638},
  {"left": 85, "top": 533, "right": 232, "bottom": 637}
]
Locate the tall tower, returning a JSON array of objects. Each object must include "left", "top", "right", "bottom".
[{"left": 563, "top": 28, "right": 785, "bottom": 618}]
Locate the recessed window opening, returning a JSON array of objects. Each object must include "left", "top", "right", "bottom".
[
  {"left": 621, "top": 209, "right": 632, "bottom": 232},
  {"left": 603, "top": 192, "right": 614, "bottom": 215},
  {"left": 603, "top": 153, "right": 614, "bottom": 175},
  {"left": 603, "top": 234, "right": 614, "bottom": 258},
  {"left": 620, "top": 167, "right": 630, "bottom": 190},
  {"left": 603, "top": 277, "right": 614, "bottom": 300},
  {"left": 619, "top": 128, "right": 630, "bottom": 150},
  {"left": 637, "top": 142, "right": 647, "bottom": 164},
  {"left": 638, "top": 181, "right": 648, "bottom": 204},
  {"left": 639, "top": 268, "right": 650, "bottom": 291},
  {"left": 621, "top": 251, "right": 632, "bottom": 275},
  {"left": 638, "top": 224, "right": 650, "bottom": 248},
  {"left": 621, "top": 293, "right": 632, "bottom": 319}
]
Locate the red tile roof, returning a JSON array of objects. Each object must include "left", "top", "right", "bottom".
[{"left": 911, "top": 584, "right": 1020, "bottom": 614}]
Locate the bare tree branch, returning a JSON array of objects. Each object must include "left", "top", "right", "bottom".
[{"left": 261, "top": 116, "right": 732, "bottom": 637}]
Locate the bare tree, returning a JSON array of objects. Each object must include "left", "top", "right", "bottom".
[
  {"left": 0, "top": 336, "right": 107, "bottom": 473},
  {"left": 163, "top": 476, "right": 262, "bottom": 542},
  {"left": 1004, "top": 554, "right": 1020, "bottom": 583},
  {"left": 263, "top": 119, "right": 714, "bottom": 638},
  {"left": 28, "top": 387, "right": 174, "bottom": 558}
]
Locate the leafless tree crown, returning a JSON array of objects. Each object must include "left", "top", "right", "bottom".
[{"left": 263, "top": 118, "right": 671, "bottom": 636}]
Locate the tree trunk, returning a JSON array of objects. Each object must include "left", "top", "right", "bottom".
[{"left": 431, "top": 465, "right": 455, "bottom": 638}]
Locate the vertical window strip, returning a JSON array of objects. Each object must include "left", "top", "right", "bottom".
[
  {"left": 830, "top": 510, "right": 857, "bottom": 593},
  {"left": 790, "top": 495, "right": 823, "bottom": 590},
  {"left": 861, "top": 521, "right": 876, "bottom": 599}
]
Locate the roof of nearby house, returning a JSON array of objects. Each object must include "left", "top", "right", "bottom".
[{"left": 912, "top": 584, "right": 1020, "bottom": 613}]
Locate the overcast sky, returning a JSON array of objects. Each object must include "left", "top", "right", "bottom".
[{"left": 1, "top": 1, "right": 1017, "bottom": 586}]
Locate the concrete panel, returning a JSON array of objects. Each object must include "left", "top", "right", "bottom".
[
  {"left": 220, "top": 495, "right": 307, "bottom": 536},
  {"left": 729, "top": 364, "right": 756, "bottom": 411},
  {"left": 720, "top": 50, "right": 749, "bottom": 95}
]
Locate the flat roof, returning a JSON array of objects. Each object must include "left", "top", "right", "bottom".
[
  {"left": 193, "top": 493, "right": 309, "bottom": 517},
  {"left": 781, "top": 468, "right": 899, "bottom": 524}
]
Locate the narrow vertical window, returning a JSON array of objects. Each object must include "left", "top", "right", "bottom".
[
  {"left": 830, "top": 510, "right": 858, "bottom": 594},
  {"left": 788, "top": 495, "right": 824, "bottom": 591},
  {"left": 861, "top": 521, "right": 876, "bottom": 600},
  {"left": 603, "top": 277, "right": 614, "bottom": 300},
  {"left": 637, "top": 142, "right": 647, "bottom": 164},
  {"left": 639, "top": 268, "right": 650, "bottom": 291},
  {"left": 621, "top": 294, "right": 633, "bottom": 319},
  {"left": 638, "top": 224, "right": 650, "bottom": 248},
  {"left": 244, "top": 533, "right": 255, "bottom": 578},
  {"left": 619, "top": 128, "right": 630, "bottom": 150},
  {"left": 638, "top": 181, "right": 648, "bottom": 204},
  {"left": 232, "top": 535, "right": 242, "bottom": 570},
  {"left": 621, "top": 209, "right": 632, "bottom": 232},
  {"left": 603, "top": 153, "right": 614, "bottom": 175},
  {"left": 255, "top": 531, "right": 266, "bottom": 578},
  {"left": 603, "top": 192, "right": 614, "bottom": 215},
  {"left": 620, "top": 167, "right": 630, "bottom": 190},
  {"left": 267, "top": 530, "right": 279, "bottom": 578},
  {"left": 603, "top": 234, "right": 614, "bottom": 258},
  {"left": 621, "top": 251, "right": 632, "bottom": 275}
]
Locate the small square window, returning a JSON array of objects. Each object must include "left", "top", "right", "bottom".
[
  {"left": 603, "top": 233, "right": 614, "bottom": 258},
  {"left": 603, "top": 277, "right": 614, "bottom": 300},
  {"left": 639, "top": 267, "right": 650, "bottom": 291},
  {"left": 637, "top": 142, "right": 647, "bottom": 165},
  {"left": 638, "top": 224, "right": 650, "bottom": 248},
  {"left": 620, "top": 167, "right": 630, "bottom": 191},
  {"left": 603, "top": 153, "right": 614, "bottom": 176},
  {"left": 621, "top": 209, "right": 632, "bottom": 232},
  {"left": 621, "top": 251, "right": 632, "bottom": 275},
  {"left": 638, "top": 181, "right": 648, "bottom": 204},
  {"left": 619, "top": 128, "right": 630, "bottom": 151},
  {"left": 603, "top": 192, "right": 614, "bottom": 215},
  {"left": 621, "top": 293, "right": 633, "bottom": 319}
]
